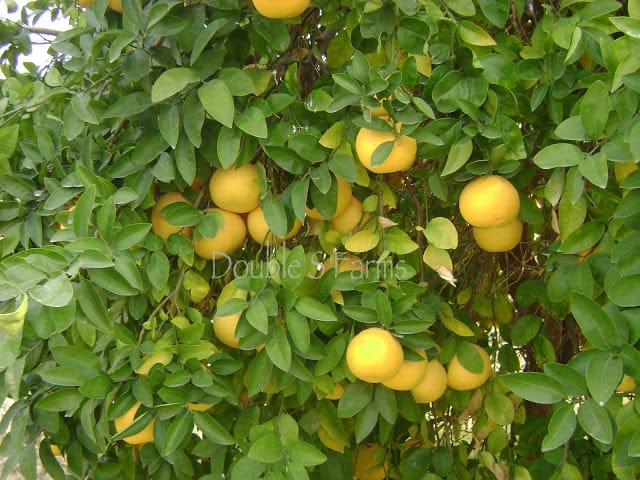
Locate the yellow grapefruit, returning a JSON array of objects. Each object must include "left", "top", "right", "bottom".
[
  {"left": 108, "top": 0, "right": 123, "bottom": 12},
  {"left": 616, "top": 375, "right": 636, "bottom": 393},
  {"left": 355, "top": 125, "right": 417, "bottom": 174},
  {"left": 246, "top": 206, "right": 302, "bottom": 245},
  {"left": 209, "top": 163, "right": 261, "bottom": 214},
  {"left": 136, "top": 350, "right": 173, "bottom": 375},
  {"left": 411, "top": 359, "right": 448, "bottom": 403},
  {"left": 252, "top": 0, "right": 310, "bottom": 18},
  {"left": 447, "top": 345, "right": 492, "bottom": 391},
  {"left": 382, "top": 350, "right": 428, "bottom": 391},
  {"left": 330, "top": 195, "right": 363, "bottom": 234},
  {"left": 193, "top": 208, "right": 246, "bottom": 260},
  {"left": 78, "top": 0, "right": 96, "bottom": 6},
  {"left": 459, "top": 175, "right": 520, "bottom": 228},
  {"left": 306, "top": 176, "right": 352, "bottom": 220},
  {"left": 472, "top": 219, "right": 523, "bottom": 252},
  {"left": 213, "top": 285, "right": 249, "bottom": 349},
  {"left": 346, "top": 328, "right": 404, "bottom": 383},
  {"left": 114, "top": 402, "right": 155, "bottom": 445},
  {"left": 151, "top": 192, "right": 192, "bottom": 240}
]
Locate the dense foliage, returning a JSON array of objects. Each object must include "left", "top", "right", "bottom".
[{"left": 2, "top": 0, "right": 640, "bottom": 478}]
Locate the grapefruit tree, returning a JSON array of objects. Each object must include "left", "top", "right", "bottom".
[{"left": 1, "top": 0, "right": 640, "bottom": 478}]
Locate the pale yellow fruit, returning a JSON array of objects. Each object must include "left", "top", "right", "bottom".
[
  {"left": 473, "top": 219, "right": 523, "bottom": 253},
  {"left": 459, "top": 175, "right": 520, "bottom": 228},
  {"left": 346, "top": 328, "right": 404, "bottom": 383},
  {"left": 209, "top": 163, "right": 261, "bottom": 214},
  {"left": 411, "top": 359, "right": 448, "bottom": 403},
  {"left": 77, "top": 0, "right": 96, "bottom": 7},
  {"left": 136, "top": 350, "right": 173, "bottom": 375},
  {"left": 114, "top": 402, "right": 155, "bottom": 445},
  {"left": 193, "top": 208, "right": 246, "bottom": 260},
  {"left": 330, "top": 195, "right": 363, "bottom": 234},
  {"left": 447, "top": 345, "right": 492, "bottom": 391},
  {"left": 324, "top": 382, "right": 345, "bottom": 400},
  {"left": 322, "top": 254, "right": 367, "bottom": 276},
  {"left": 354, "top": 443, "right": 388, "bottom": 480},
  {"left": 355, "top": 126, "right": 417, "bottom": 174},
  {"left": 616, "top": 375, "right": 636, "bottom": 393},
  {"left": 614, "top": 161, "right": 638, "bottom": 184},
  {"left": 50, "top": 444, "right": 63, "bottom": 456},
  {"left": 246, "top": 206, "right": 302, "bottom": 245},
  {"left": 306, "top": 176, "right": 352, "bottom": 220},
  {"left": 213, "top": 286, "right": 249, "bottom": 349},
  {"left": 382, "top": 350, "right": 428, "bottom": 391},
  {"left": 187, "top": 402, "right": 214, "bottom": 412},
  {"left": 151, "top": 192, "right": 191, "bottom": 240},
  {"left": 252, "top": 0, "right": 310, "bottom": 18},
  {"left": 108, "top": 0, "right": 123, "bottom": 12}
]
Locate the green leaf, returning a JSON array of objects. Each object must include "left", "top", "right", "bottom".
[
  {"left": 344, "top": 230, "right": 381, "bottom": 253},
  {"left": 248, "top": 432, "right": 283, "bottom": 463},
  {"left": 103, "top": 92, "right": 152, "bottom": 119},
  {"left": 501, "top": 372, "right": 565, "bottom": 404},
  {"left": 484, "top": 393, "right": 515, "bottom": 425},
  {"left": 355, "top": 403, "right": 379, "bottom": 443},
  {"left": 577, "top": 399, "right": 613, "bottom": 445},
  {"left": 578, "top": 152, "right": 608, "bottom": 188},
  {"left": 614, "top": 189, "right": 640, "bottom": 218},
  {"left": 382, "top": 227, "right": 419, "bottom": 255},
  {"left": 580, "top": 80, "right": 610, "bottom": 139},
  {"left": 441, "top": 139, "right": 473, "bottom": 176},
  {"left": 161, "top": 411, "right": 194, "bottom": 456},
  {"left": 113, "top": 223, "right": 151, "bottom": 250},
  {"left": 443, "top": 0, "right": 475, "bottom": 16},
  {"left": 533, "top": 143, "right": 583, "bottom": 169},
  {"left": 262, "top": 195, "right": 288, "bottom": 238},
  {"left": 79, "top": 374, "right": 112, "bottom": 399},
  {"left": 511, "top": 315, "right": 542, "bottom": 346},
  {"left": 158, "top": 104, "right": 180, "bottom": 149},
  {"left": 192, "top": 411, "right": 235, "bottom": 445},
  {"left": 76, "top": 280, "right": 111, "bottom": 332},
  {"left": 295, "top": 297, "right": 337, "bottom": 322},
  {"left": 610, "top": 16, "right": 640, "bottom": 38},
  {"left": 287, "top": 440, "right": 327, "bottom": 466},
  {"left": 183, "top": 92, "right": 204, "bottom": 148},
  {"left": 424, "top": 217, "right": 459, "bottom": 249},
  {"left": 191, "top": 18, "right": 229, "bottom": 65},
  {"left": 29, "top": 273, "right": 73, "bottom": 308},
  {"left": 198, "top": 80, "right": 234, "bottom": 128},
  {"left": 147, "top": 251, "right": 170, "bottom": 290},
  {"left": 558, "top": 221, "right": 604, "bottom": 254},
  {"left": 338, "top": 381, "right": 373, "bottom": 418},
  {"left": 265, "top": 326, "right": 292, "bottom": 372},
  {"left": 373, "top": 383, "right": 398, "bottom": 424},
  {"left": 607, "top": 275, "right": 640, "bottom": 307},
  {"left": 0, "top": 125, "right": 19, "bottom": 158},
  {"left": 570, "top": 292, "right": 616, "bottom": 349},
  {"left": 35, "top": 389, "right": 83, "bottom": 412},
  {"left": 541, "top": 403, "right": 577, "bottom": 452},
  {"left": 479, "top": 0, "right": 509, "bottom": 27},
  {"left": 457, "top": 20, "right": 496, "bottom": 46},
  {"left": 39, "top": 367, "right": 87, "bottom": 387},
  {"left": 151, "top": 68, "right": 200, "bottom": 103},
  {"left": 73, "top": 185, "right": 96, "bottom": 239},
  {"left": 285, "top": 310, "right": 310, "bottom": 354},
  {"left": 370, "top": 141, "right": 394, "bottom": 167},
  {"left": 586, "top": 353, "right": 622, "bottom": 404},
  {"left": 235, "top": 106, "right": 268, "bottom": 138}
]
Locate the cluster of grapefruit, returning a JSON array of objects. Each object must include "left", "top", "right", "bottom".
[
  {"left": 458, "top": 175, "right": 523, "bottom": 253},
  {"left": 346, "top": 327, "right": 492, "bottom": 403},
  {"left": 151, "top": 163, "right": 302, "bottom": 261}
]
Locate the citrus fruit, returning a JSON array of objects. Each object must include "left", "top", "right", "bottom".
[
  {"left": 108, "top": 0, "right": 123, "bottom": 12},
  {"left": 354, "top": 443, "right": 388, "bottom": 480},
  {"left": 616, "top": 374, "right": 636, "bottom": 393},
  {"left": 50, "top": 444, "right": 63, "bottom": 456},
  {"left": 252, "top": 0, "right": 310, "bottom": 18},
  {"left": 114, "top": 401, "right": 155, "bottom": 445},
  {"left": 209, "top": 163, "right": 261, "bottom": 214},
  {"left": 382, "top": 350, "right": 428, "bottom": 391},
  {"left": 306, "top": 176, "right": 352, "bottom": 220},
  {"left": 614, "top": 161, "right": 638, "bottom": 184},
  {"left": 324, "top": 382, "right": 345, "bottom": 400},
  {"left": 355, "top": 125, "right": 417, "bottom": 174},
  {"left": 246, "top": 206, "right": 302, "bottom": 245},
  {"left": 213, "top": 282, "right": 249, "bottom": 349},
  {"left": 136, "top": 350, "right": 173, "bottom": 375},
  {"left": 322, "top": 254, "right": 367, "bottom": 276},
  {"left": 411, "top": 359, "right": 448, "bottom": 403},
  {"left": 77, "top": 0, "right": 96, "bottom": 6},
  {"left": 193, "top": 208, "right": 246, "bottom": 260},
  {"left": 459, "top": 175, "right": 520, "bottom": 228},
  {"left": 330, "top": 195, "right": 363, "bottom": 234},
  {"left": 446, "top": 345, "right": 492, "bottom": 391},
  {"left": 472, "top": 219, "right": 523, "bottom": 252},
  {"left": 151, "top": 192, "right": 191, "bottom": 240},
  {"left": 346, "top": 328, "right": 404, "bottom": 383}
]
